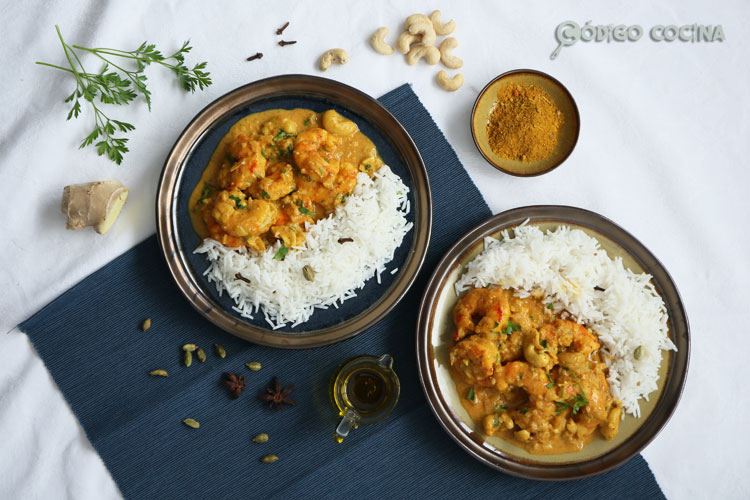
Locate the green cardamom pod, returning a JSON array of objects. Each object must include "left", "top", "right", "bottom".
[
  {"left": 260, "top": 454, "right": 278, "bottom": 463},
  {"left": 246, "top": 361, "right": 262, "bottom": 371},
  {"left": 197, "top": 348, "right": 206, "bottom": 363},
  {"left": 185, "top": 350, "right": 193, "bottom": 367},
  {"left": 182, "top": 344, "right": 197, "bottom": 352},
  {"left": 252, "top": 433, "right": 269, "bottom": 443},
  {"left": 214, "top": 344, "right": 226, "bottom": 358},
  {"left": 148, "top": 369, "right": 168, "bottom": 377},
  {"left": 183, "top": 418, "right": 200, "bottom": 429},
  {"left": 141, "top": 318, "right": 151, "bottom": 331},
  {"left": 634, "top": 345, "right": 644, "bottom": 360},
  {"left": 302, "top": 265, "right": 315, "bottom": 282}
]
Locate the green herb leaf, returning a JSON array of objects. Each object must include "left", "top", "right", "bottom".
[
  {"left": 273, "top": 245, "right": 289, "bottom": 260},
  {"left": 547, "top": 303, "right": 554, "bottom": 309},
  {"left": 545, "top": 372, "right": 555, "bottom": 388},
  {"left": 304, "top": 117, "right": 311, "bottom": 126},
  {"left": 504, "top": 319, "right": 522, "bottom": 335},
  {"left": 36, "top": 26, "right": 212, "bottom": 164},
  {"left": 296, "top": 201, "right": 314, "bottom": 215},
  {"left": 494, "top": 404, "right": 508, "bottom": 413},
  {"left": 555, "top": 401, "right": 569, "bottom": 415},
  {"left": 261, "top": 190, "right": 270, "bottom": 200},
  {"left": 228, "top": 195, "right": 246, "bottom": 209},
  {"left": 520, "top": 407, "right": 529, "bottom": 415},
  {"left": 226, "top": 152, "right": 234, "bottom": 163},
  {"left": 274, "top": 129, "right": 294, "bottom": 142},
  {"left": 467, "top": 387, "right": 475, "bottom": 402},
  {"left": 540, "top": 339, "right": 548, "bottom": 348}
]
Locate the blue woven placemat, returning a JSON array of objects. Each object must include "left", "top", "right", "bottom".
[{"left": 20, "top": 84, "right": 664, "bottom": 500}]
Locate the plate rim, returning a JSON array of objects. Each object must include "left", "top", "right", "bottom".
[
  {"left": 415, "top": 205, "right": 690, "bottom": 480},
  {"left": 156, "top": 74, "right": 432, "bottom": 349}
]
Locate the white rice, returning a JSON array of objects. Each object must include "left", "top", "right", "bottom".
[
  {"left": 454, "top": 222, "right": 676, "bottom": 417},
  {"left": 195, "top": 165, "right": 412, "bottom": 330}
]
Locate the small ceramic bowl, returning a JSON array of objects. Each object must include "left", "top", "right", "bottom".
[{"left": 471, "top": 69, "right": 580, "bottom": 177}]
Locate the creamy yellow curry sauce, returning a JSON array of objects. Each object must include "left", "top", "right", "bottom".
[
  {"left": 449, "top": 287, "right": 621, "bottom": 455},
  {"left": 189, "top": 108, "right": 383, "bottom": 251}
]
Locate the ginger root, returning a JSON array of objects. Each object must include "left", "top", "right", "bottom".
[{"left": 61, "top": 181, "right": 129, "bottom": 234}]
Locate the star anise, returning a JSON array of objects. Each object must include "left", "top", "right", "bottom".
[
  {"left": 257, "top": 376, "right": 296, "bottom": 409},
  {"left": 224, "top": 372, "right": 246, "bottom": 399}
]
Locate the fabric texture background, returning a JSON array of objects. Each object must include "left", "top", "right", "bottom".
[{"left": 18, "top": 85, "right": 664, "bottom": 500}]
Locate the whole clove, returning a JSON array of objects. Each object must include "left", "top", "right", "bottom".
[
  {"left": 278, "top": 40, "right": 297, "bottom": 47},
  {"left": 276, "top": 21, "right": 290, "bottom": 35},
  {"left": 246, "top": 52, "right": 263, "bottom": 62}
]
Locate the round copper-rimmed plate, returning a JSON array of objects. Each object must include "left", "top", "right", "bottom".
[
  {"left": 471, "top": 69, "right": 580, "bottom": 177},
  {"left": 416, "top": 206, "right": 689, "bottom": 479},
  {"left": 157, "top": 75, "right": 431, "bottom": 348}
]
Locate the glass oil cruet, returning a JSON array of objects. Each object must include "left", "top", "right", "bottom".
[{"left": 330, "top": 354, "right": 400, "bottom": 443}]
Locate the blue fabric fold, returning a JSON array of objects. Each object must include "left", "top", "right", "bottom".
[{"left": 20, "top": 84, "right": 664, "bottom": 500}]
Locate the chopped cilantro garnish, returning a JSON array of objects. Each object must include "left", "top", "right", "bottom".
[
  {"left": 304, "top": 117, "right": 311, "bottom": 126},
  {"left": 504, "top": 319, "right": 522, "bottom": 335},
  {"left": 540, "top": 339, "right": 548, "bottom": 348},
  {"left": 545, "top": 372, "right": 555, "bottom": 388},
  {"left": 198, "top": 183, "right": 213, "bottom": 203},
  {"left": 296, "top": 201, "right": 314, "bottom": 215},
  {"left": 520, "top": 408, "right": 529, "bottom": 415},
  {"left": 364, "top": 164, "right": 372, "bottom": 171},
  {"left": 546, "top": 303, "right": 554, "bottom": 309},
  {"left": 555, "top": 401, "right": 569, "bottom": 415},
  {"left": 286, "top": 145, "right": 293, "bottom": 155},
  {"left": 494, "top": 404, "right": 508, "bottom": 413},
  {"left": 228, "top": 195, "right": 245, "bottom": 209},
  {"left": 467, "top": 387, "right": 476, "bottom": 402},
  {"left": 273, "top": 129, "right": 293, "bottom": 142},
  {"left": 273, "top": 245, "right": 289, "bottom": 260},
  {"left": 260, "top": 151, "right": 268, "bottom": 159},
  {"left": 261, "top": 190, "right": 270, "bottom": 200}
]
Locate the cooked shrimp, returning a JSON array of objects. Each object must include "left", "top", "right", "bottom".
[
  {"left": 293, "top": 128, "right": 341, "bottom": 184},
  {"left": 253, "top": 162, "right": 296, "bottom": 201},
  {"left": 449, "top": 335, "right": 499, "bottom": 386},
  {"left": 453, "top": 288, "right": 511, "bottom": 340},
  {"left": 218, "top": 136, "right": 268, "bottom": 190},
  {"left": 211, "top": 190, "right": 278, "bottom": 238},
  {"left": 555, "top": 320, "right": 600, "bottom": 371}
]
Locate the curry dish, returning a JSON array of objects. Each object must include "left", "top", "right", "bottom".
[
  {"left": 449, "top": 287, "right": 622, "bottom": 454},
  {"left": 189, "top": 108, "right": 384, "bottom": 251}
]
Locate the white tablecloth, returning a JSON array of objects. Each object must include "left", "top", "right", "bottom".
[{"left": 1, "top": 1, "right": 748, "bottom": 498}]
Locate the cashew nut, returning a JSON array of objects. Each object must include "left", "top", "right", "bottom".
[
  {"left": 436, "top": 70, "right": 464, "bottom": 91},
  {"left": 523, "top": 330, "right": 551, "bottom": 367},
  {"left": 322, "top": 109, "right": 358, "bottom": 136},
  {"left": 429, "top": 10, "right": 456, "bottom": 35},
  {"left": 438, "top": 37, "right": 463, "bottom": 69},
  {"left": 404, "top": 14, "right": 431, "bottom": 29},
  {"left": 397, "top": 32, "right": 421, "bottom": 54},
  {"left": 406, "top": 45, "right": 440, "bottom": 66},
  {"left": 408, "top": 20, "right": 436, "bottom": 46},
  {"left": 319, "top": 48, "right": 349, "bottom": 71},
  {"left": 370, "top": 27, "right": 394, "bottom": 55}
]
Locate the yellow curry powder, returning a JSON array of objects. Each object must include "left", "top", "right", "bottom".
[{"left": 486, "top": 82, "right": 564, "bottom": 163}]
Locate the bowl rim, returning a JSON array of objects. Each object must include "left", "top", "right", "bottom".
[
  {"left": 156, "top": 74, "right": 432, "bottom": 349},
  {"left": 415, "top": 205, "right": 690, "bottom": 480},
  {"left": 470, "top": 69, "right": 581, "bottom": 177}
]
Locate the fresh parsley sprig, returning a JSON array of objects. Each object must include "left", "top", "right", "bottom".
[{"left": 36, "top": 25, "right": 212, "bottom": 164}]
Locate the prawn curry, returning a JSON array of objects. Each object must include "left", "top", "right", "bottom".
[
  {"left": 189, "top": 109, "right": 384, "bottom": 251},
  {"left": 449, "top": 287, "right": 622, "bottom": 455}
]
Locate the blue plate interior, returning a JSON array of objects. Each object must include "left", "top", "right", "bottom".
[{"left": 175, "top": 95, "right": 416, "bottom": 333}]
